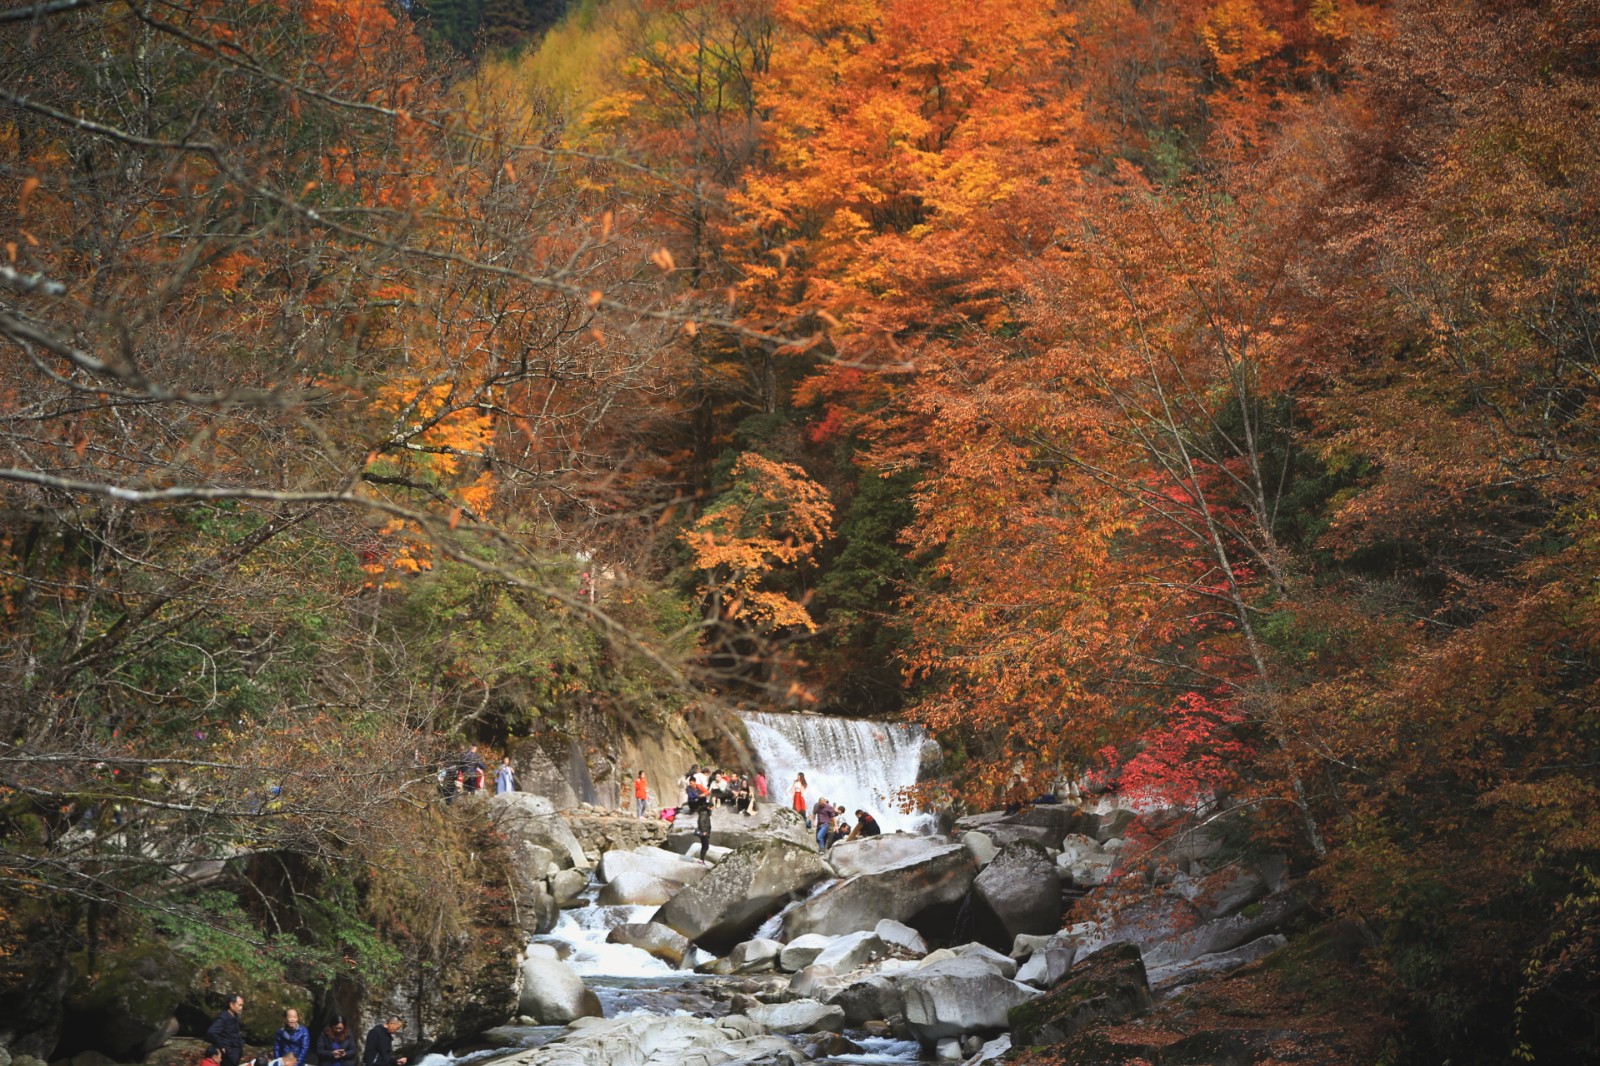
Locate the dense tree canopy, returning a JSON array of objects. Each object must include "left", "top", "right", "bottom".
[{"left": 3, "top": 0, "right": 1598, "bottom": 1061}]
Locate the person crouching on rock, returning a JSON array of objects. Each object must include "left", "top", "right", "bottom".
[
  {"left": 849, "top": 809, "right": 882, "bottom": 839},
  {"left": 694, "top": 790, "right": 713, "bottom": 862}
]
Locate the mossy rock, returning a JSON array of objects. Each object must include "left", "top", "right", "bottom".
[
  {"left": 60, "top": 943, "right": 197, "bottom": 1060},
  {"left": 1009, "top": 942, "right": 1152, "bottom": 1047}
]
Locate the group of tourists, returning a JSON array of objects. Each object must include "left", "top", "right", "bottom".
[
  {"left": 203, "top": 996, "right": 408, "bottom": 1066},
  {"left": 437, "top": 745, "right": 516, "bottom": 802},
  {"left": 789, "top": 772, "right": 882, "bottom": 850}
]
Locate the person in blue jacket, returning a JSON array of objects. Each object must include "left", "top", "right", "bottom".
[{"left": 274, "top": 1009, "right": 311, "bottom": 1066}]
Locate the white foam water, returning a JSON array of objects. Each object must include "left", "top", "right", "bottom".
[
  {"left": 742, "top": 712, "right": 931, "bottom": 834},
  {"left": 544, "top": 901, "right": 675, "bottom": 978}
]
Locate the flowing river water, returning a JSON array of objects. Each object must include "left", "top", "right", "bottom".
[{"left": 421, "top": 712, "right": 935, "bottom": 1066}]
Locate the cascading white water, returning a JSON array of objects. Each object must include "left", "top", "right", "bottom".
[{"left": 742, "top": 711, "right": 931, "bottom": 834}]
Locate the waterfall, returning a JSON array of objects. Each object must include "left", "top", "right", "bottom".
[{"left": 742, "top": 711, "right": 931, "bottom": 834}]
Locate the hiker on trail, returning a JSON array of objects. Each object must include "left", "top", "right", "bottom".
[
  {"left": 317, "top": 1017, "right": 356, "bottom": 1066},
  {"left": 633, "top": 771, "right": 649, "bottom": 818},
  {"left": 274, "top": 1009, "right": 311, "bottom": 1066},
  {"left": 496, "top": 760, "right": 516, "bottom": 794},
  {"left": 205, "top": 993, "right": 245, "bottom": 1066},
  {"left": 362, "top": 1017, "right": 408, "bottom": 1066},
  {"left": 813, "top": 797, "right": 837, "bottom": 850},
  {"left": 694, "top": 794, "right": 713, "bottom": 862},
  {"left": 849, "top": 809, "right": 882, "bottom": 839},
  {"left": 792, "top": 772, "right": 809, "bottom": 825}
]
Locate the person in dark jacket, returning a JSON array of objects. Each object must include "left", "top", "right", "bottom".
[
  {"left": 849, "top": 809, "right": 882, "bottom": 839},
  {"left": 362, "top": 1017, "right": 408, "bottom": 1066},
  {"left": 316, "top": 1016, "right": 356, "bottom": 1066},
  {"left": 694, "top": 797, "right": 713, "bottom": 861},
  {"left": 274, "top": 1009, "right": 311, "bottom": 1066},
  {"left": 205, "top": 994, "right": 246, "bottom": 1066}
]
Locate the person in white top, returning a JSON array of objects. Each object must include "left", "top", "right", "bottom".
[{"left": 791, "top": 772, "right": 809, "bottom": 826}]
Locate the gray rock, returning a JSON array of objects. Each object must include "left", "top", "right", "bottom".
[
  {"left": 746, "top": 1000, "right": 845, "bottom": 1035},
  {"left": 485, "top": 1011, "right": 802, "bottom": 1066},
  {"left": 1141, "top": 893, "right": 1305, "bottom": 969},
  {"left": 787, "top": 964, "right": 845, "bottom": 1002},
  {"left": 960, "top": 1034, "right": 1011, "bottom": 1065},
  {"left": 825, "top": 975, "right": 904, "bottom": 1025},
  {"left": 812, "top": 932, "right": 888, "bottom": 975},
  {"left": 597, "top": 870, "right": 675, "bottom": 907},
  {"left": 1015, "top": 947, "right": 1075, "bottom": 988},
  {"left": 779, "top": 934, "right": 835, "bottom": 972},
  {"left": 827, "top": 834, "right": 958, "bottom": 878},
  {"left": 651, "top": 838, "right": 832, "bottom": 953},
  {"left": 942, "top": 943, "right": 1018, "bottom": 979},
  {"left": 491, "top": 793, "right": 591, "bottom": 870},
  {"left": 781, "top": 843, "right": 977, "bottom": 939},
  {"left": 1147, "top": 933, "right": 1288, "bottom": 990},
  {"left": 874, "top": 919, "right": 928, "bottom": 956},
  {"left": 969, "top": 842, "right": 1061, "bottom": 951},
  {"left": 551, "top": 868, "right": 591, "bottom": 908},
  {"left": 727, "top": 938, "right": 783, "bottom": 974},
  {"left": 517, "top": 956, "right": 603, "bottom": 1024},
  {"left": 605, "top": 923, "right": 691, "bottom": 966},
  {"left": 1011, "top": 932, "right": 1074, "bottom": 959},
  {"left": 935, "top": 1038, "right": 963, "bottom": 1061},
  {"left": 961, "top": 831, "right": 997, "bottom": 867},
  {"left": 898, "top": 957, "right": 1040, "bottom": 1044},
  {"left": 597, "top": 846, "right": 708, "bottom": 889}
]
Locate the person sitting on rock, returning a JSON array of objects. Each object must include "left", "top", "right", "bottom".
[
  {"left": 731, "top": 774, "right": 752, "bottom": 815},
  {"left": 849, "top": 809, "right": 882, "bottom": 839}
]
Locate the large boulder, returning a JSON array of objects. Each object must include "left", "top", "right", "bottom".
[
  {"left": 1008, "top": 942, "right": 1151, "bottom": 1046},
  {"left": 1016, "top": 946, "right": 1076, "bottom": 989},
  {"left": 491, "top": 793, "right": 591, "bottom": 870},
  {"left": 781, "top": 842, "right": 978, "bottom": 939},
  {"left": 486, "top": 1011, "right": 802, "bottom": 1066},
  {"left": 778, "top": 934, "right": 836, "bottom": 973},
  {"left": 605, "top": 923, "right": 691, "bottom": 966},
  {"left": 898, "top": 957, "right": 1040, "bottom": 1044},
  {"left": 827, "top": 834, "right": 957, "bottom": 878},
  {"left": 551, "top": 867, "right": 591, "bottom": 908},
  {"left": 953, "top": 805, "right": 1097, "bottom": 850},
  {"left": 787, "top": 964, "right": 846, "bottom": 1002},
  {"left": 813, "top": 932, "right": 888, "bottom": 975},
  {"left": 1140, "top": 892, "right": 1306, "bottom": 969},
  {"left": 517, "top": 956, "right": 603, "bottom": 1024},
  {"left": 57, "top": 942, "right": 195, "bottom": 1061},
  {"left": 969, "top": 841, "right": 1061, "bottom": 951},
  {"left": 874, "top": 918, "right": 929, "bottom": 956},
  {"left": 597, "top": 846, "right": 709, "bottom": 889},
  {"left": 651, "top": 837, "right": 831, "bottom": 953},
  {"left": 826, "top": 976, "right": 905, "bottom": 1025},
  {"left": 597, "top": 871, "right": 675, "bottom": 907},
  {"left": 726, "top": 938, "right": 784, "bottom": 974},
  {"left": 746, "top": 1000, "right": 846, "bottom": 1035},
  {"left": 1146, "top": 933, "right": 1288, "bottom": 990}
]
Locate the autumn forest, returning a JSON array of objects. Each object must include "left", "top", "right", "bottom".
[{"left": 2, "top": 0, "right": 1598, "bottom": 1061}]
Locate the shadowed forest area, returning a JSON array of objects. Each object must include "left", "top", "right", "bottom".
[{"left": 1, "top": 0, "right": 1597, "bottom": 1062}]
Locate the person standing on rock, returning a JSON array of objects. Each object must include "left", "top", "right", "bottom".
[
  {"left": 206, "top": 993, "right": 245, "bottom": 1066},
  {"left": 694, "top": 790, "right": 713, "bottom": 862},
  {"left": 755, "top": 771, "right": 767, "bottom": 803},
  {"left": 633, "top": 770, "right": 649, "bottom": 818},
  {"left": 274, "top": 1009, "right": 311, "bottom": 1066},
  {"left": 813, "top": 797, "right": 839, "bottom": 850},
  {"left": 316, "top": 1016, "right": 356, "bottom": 1066},
  {"left": 792, "top": 772, "right": 809, "bottom": 825},
  {"left": 496, "top": 759, "right": 516, "bottom": 794},
  {"left": 362, "top": 1017, "right": 408, "bottom": 1066}
]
